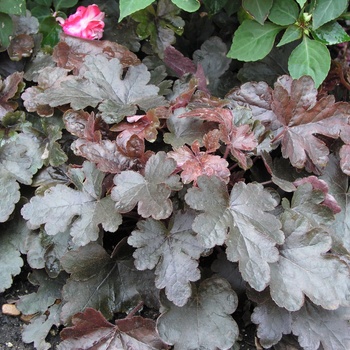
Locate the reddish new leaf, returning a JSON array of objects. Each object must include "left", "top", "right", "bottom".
[
  {"left": 188, "top": 90, "right": 230, "bottom": 110},
  {"left": 0, "top": 72, "right": 24, "bottom": 119},
  {"left": 222, "top": 123, "right": 258, "bottom": 169},
  {"left": 169, "top": 78, "right": 197, "bottom": 110},
  {"left": 168, "top": 141, "right": 230, "bottom": 184},
  {"left": 180, "top": 107, "right": 258, "bottom": 169},
  {"left": 111, "top": 106, "right": 168, "bottom": 143},
  {"left": 60, "top": 308, "right": 168, "bottom": 349},
  {"left": 203, "top": 129, "right": 221, "bottom": 153},
  {"left": 293, "top": 176, "right": 341, "bottom": 214}
]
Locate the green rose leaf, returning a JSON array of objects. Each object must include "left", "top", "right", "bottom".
[
  {"left": 312, "top": 21, "right": 350, "bottom": 45},
  {"left": 0, "top": 0, "right": 25, "bottom": 15},
  {"left": 0, "top": 13, "right": 13, "bottom": 48},
  {"left": 171, "top": 0, "right": 200, "bottom": 12},
  {"left": 242, "top": 0, "right": 273, "bottom": 25},
  {"left": 201, "top": 0, "right": 229, "bottom": 15},
  {"left": 119, "top": 0, "right": 155, "bottom": 22},
  {"left": 288, "top": 35, "right": 330, "bottom": 88},
  {"left": 295, "top": 0, "right": 307, "bottom": 7},
  {"left": 228, "top": 20, "right": 282, "bottom": 61},
  {"left": 53, "top": 0, "right": 79, "bottom": 11},
  {"left": 312, "top": 0, "right": 348, "bottom": 30},
  {"left": 277, "top": 25, "right": 303, "bottom": 47},
  {"left": 268, "top": 0, "right": 299, "bottom": 26},
  {"left": 39, "top": 16, "right": 62, "bottom": 48}
]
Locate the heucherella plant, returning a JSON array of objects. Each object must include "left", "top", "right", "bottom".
[{"left": 0, "top": 0, "right": 350, "bottom": 349}]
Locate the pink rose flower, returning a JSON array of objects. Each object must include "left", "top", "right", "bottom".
[{"left": 56, "top": 4, "right": 105, "bottom": 40}]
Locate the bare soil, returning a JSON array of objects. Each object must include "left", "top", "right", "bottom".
[{"left": 0, "top": 273, "right": 61, "bottom": 350}]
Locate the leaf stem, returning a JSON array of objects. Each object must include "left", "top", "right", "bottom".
[
  {"left": 260, "top": 180, "right": 273, "bottom": 186},
  {"left": 223, "top": 145, "right": 230, "bottom": 160},
  {"left": 126, "top": 301, "right": 144, "bottom": 318},
  {"left": 229, "top": 163, "right": 238, "bottom": 171}
]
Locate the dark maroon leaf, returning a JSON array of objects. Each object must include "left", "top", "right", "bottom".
[
  {"left": 7, "top": 34, "right": 34, "bottom": 61},
  {"left": 0, "top": 71, "right": 24, "bottom": 119},
  {"left": 60, "top": 307, "right": 168, "bottom": 349},
  {"left": 60, "top": 243, "right": 159, "bottom": 322},
  {"left": 164, "top": 45, "right": 196, "bottom": 77}
]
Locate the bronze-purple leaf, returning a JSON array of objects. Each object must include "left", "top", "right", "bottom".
[
  {"left": 60, "top": 307, "right": 169, "bottom": 349},
  {"left": 7, "top": 34, "right": 34, "bottom": 61},
  {"left": 0, "top": 72, "right": 24, "bottom": 119},
  {"left": 53, "top": 33, "right": 140, "bottom": 74}
]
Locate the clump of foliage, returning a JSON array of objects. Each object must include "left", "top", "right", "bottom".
[{"left": 1, "top": 0, "right": 350, "bottom": 349}]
